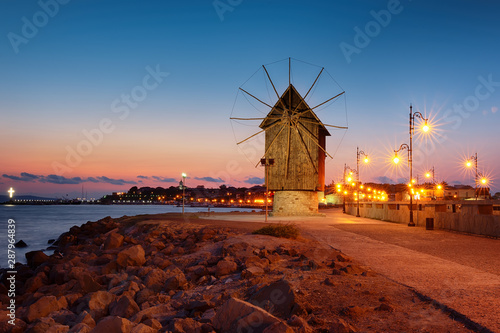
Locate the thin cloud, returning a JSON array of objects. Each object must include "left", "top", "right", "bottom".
[
  {"left": 96, "top": 176, "right": 137, "bottom": 185},
  {"left": 194, "top": 176, "right": 224, "bottom": 183},
  {"left": 244, "top": 177, "right": 264, "bottom": 185},
  {"left": 41, "top": 175, "right": 83, "bottom": 185},
  {"left": 374, "top": 176, "right": 394, "bottom": 184},
  {"left": 152, "top": 176, "right": 176, "bottom": 183},
  {"left": 3, "top": 172, "right": 40, "bottom": 182},
  {"left": 137, "top": 175, "right": 149, "bottom": 179}
]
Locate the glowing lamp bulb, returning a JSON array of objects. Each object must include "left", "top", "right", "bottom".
[
  {"left": 393, "top": 156, "right": 400, "bottom": 164},
  {"left": 422, "top": 123, "right": 429, "bottom": 132},
  {"left": 426, "top": 173, "right": 431, "bottom": 178},
  {"left": 364, "top": 157, "right": 369, "bottom": 163},
  {"left": 481, "top": 178, "right": 487, "bottom": 185},
  {"left": 466, "top": 161, "right": 472, "bottom": 168}
]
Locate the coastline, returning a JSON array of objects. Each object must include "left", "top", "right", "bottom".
[{"left": 0, "top": 213, "right": 474, "bottom": 332}]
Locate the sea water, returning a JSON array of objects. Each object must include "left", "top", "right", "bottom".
[{"left": 0, "top": 204, "right": 256, "bottom": 267}]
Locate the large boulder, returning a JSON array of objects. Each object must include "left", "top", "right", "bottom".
[
  {"left": 143, "top": 269, "right": 168, "bottom": 292},
  {"left": 104, "top": 232, "right": 124, "bottom": 250},
  {"left": 76, "top": 291, "right": 115, "bottom": 321},
  {"left": 25, "top": 296, "right": 66, "bottom": 323},
  {"left": 168, "top": 318, "right": 203, "bottom": 333},
  {"left": 109, "top": 294, "right": 140, "bottom": 319},
  {"left": 25, "top": 251, "right": 49, "bottom": 269},
  {"left": 117, "top": 245, "right": 146, "bottom": 267},
  {"left": 215, "top": 259, "right": 238, "bottom": 277},
  {"left": 213, "top": 297, "right": 293, "bottom": 333},
  {"left": 90, "top": 316, "right": 133, "bottom": 333},
  {"left": 249, "top": 279, "right": 301, "bottom": 318}
]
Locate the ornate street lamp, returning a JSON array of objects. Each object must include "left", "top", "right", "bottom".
[
  {"left": 393, "top": 105, "right": 429, "bottom": 226},
  {"left": 393, "top": 143, "right": 415, "bottom": 226},
  {"left": 356, "top": 147, "right": 369, "bottom": 217},
  {"left": 465, "top": 153, "right": 478, "bottom": 200},
  {"left": 260, "top": 158, "right": 275, "bottom": 222}
]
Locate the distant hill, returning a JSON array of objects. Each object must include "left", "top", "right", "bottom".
[{"left": 0, "top": 195, "right": 56, "bottom": 203}]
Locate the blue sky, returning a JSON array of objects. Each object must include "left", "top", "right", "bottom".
[{"left": 1, "top": 0, "right": 499, "bottom": 197}]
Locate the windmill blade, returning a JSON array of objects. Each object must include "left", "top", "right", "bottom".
[
  {"left": 293, "top": 122, "right": 318, "bottom": 174},
  {"left": 230, "top": 117, "right": 282, "bottom": 121},
  {"left": 239, "top": 88, "right": 274, "bottom": 109},
  {"left": 286, "top": 67, "right": 324, "bottom": 116},
  {"left": 263, "top": 65, "right": 289, "bottom": 113},
  {"left": 254, "top": 123, "right": 287, "bottom": 167},
  {"left": 263, "top": 65, "right": 281, "bottom": 100},
  {"left": 298, "top": 118, "right": 348, "bottom": 130},
  {"left": 236, "top": 120, "right": 282, "bottom": 145},
  {"left": 296, "top": 122, "right": 334, "bottom": 159},
  {"left": 310, "top": 91, "right": 345, "bottom": 111},
  {"left": 303, "top": 67, "right": 324, "bottom": 102},
  {"left": 285, "top": 124, "right": 291, "bottom": 179}
]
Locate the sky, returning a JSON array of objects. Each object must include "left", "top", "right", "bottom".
[{"left": 1, "top": 0, "right": 500, "bottom": 198}]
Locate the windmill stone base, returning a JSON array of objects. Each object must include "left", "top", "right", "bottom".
[{"left": 270, "top": 191, "right": 323, "bottom": 216}]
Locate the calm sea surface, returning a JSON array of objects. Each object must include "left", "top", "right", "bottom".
[{"left": 0, "top": 204, "right": 257, "bottom": 267}]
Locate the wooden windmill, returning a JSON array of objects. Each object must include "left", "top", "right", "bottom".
[{"left": 231, "top": 59, "right": 347, "bottom": 215}]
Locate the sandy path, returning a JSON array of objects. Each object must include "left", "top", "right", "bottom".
[{"left": 199, "top": 210, "right": 500, "bottom": 332}]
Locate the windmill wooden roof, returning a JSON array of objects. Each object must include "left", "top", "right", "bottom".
[{"left": 259, "top": 84, "right": 331, "bottom": 136}]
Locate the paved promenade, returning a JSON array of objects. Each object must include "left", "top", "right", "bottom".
[{"left": 201, "top": 210, "right": 500, "bottom": 332}]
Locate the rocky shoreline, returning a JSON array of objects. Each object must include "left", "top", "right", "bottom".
[{"left": 0, "top": 213, "right": 472, "bottom": 332}]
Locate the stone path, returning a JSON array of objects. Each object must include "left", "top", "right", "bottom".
[{"left": 200, "top": 210, "right": 500, "bottom": 332}]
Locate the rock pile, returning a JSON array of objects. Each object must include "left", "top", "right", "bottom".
[
  {"left": 0, "top": 214, "right": 471, "bottom": 333},
  {"left": 0, "top": 215, "right": 346, "bottom": 332}
]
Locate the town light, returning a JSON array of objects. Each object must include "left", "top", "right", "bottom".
[{"left": 8, "top": 187, "right": 15, "bottom": 199}]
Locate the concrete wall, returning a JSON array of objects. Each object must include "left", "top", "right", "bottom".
[
  {"left": 346, "top": 201, "right": 500, "bottom": 238},
  {"left": 271, "top": 190, "right": 320, "bottom": 216}
]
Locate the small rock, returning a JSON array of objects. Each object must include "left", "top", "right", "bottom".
[
  {"left": 104, "top": 232, "right": 124, "bottom": 250},
  {"left": 131, "top": 323, "right": 157, "bottom": 333},
  {"left": 215, "top": 259, "right": 238, "bottom": 277},
  {"left": 117, "top": 245, "right": 146, "bottom": 267},
  {"left": 324, "top": 277, "right": 336, "bottom": 286},
  {"left": 336, "top": 254, "right": 350, "bottom": 262},
  {"left": 375, "top": 303, "right": 394, "bottom": 312},
  {"left": 15, "top": 240, "right": 28, "bottom": 248},
  {"left": 109, "top": 294, "right": 140, "bottom": 318},
  {"left": 69, "top": 323, "right": 92, "bottom": 333},
  {"left": 90, "top": 316, "right": 133, "bottom": 333},
  {"left": 25, "top": 295, "right": 64, "bottom": 323},
  {"left": 241, "top": 266, "right": 265, "bottom": 278},
  {"left": 287, "top": 315, "right": 313, "bottom": 333},
  {"left": 25, "top": 251, "right": 49, "bottom": 269},
  {"left": 329, "top": 317, "right": 357, "bottom": 333},
  {"left": 168, "top": 317, "right": 203, "bottom": 333}
]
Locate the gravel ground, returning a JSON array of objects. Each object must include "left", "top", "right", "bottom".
[{"left": 199, "top": 209, "right": 500, "bottom": 332}]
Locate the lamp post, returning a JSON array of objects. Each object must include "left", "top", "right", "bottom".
[
  {"left": 261, "top": 158, "right": 274, "bottom": 222},
  {"left": 393, "top": 143, "right": 414, "bottom": 226},
  {"left": 344, "top": 164, "right": 356, "bottom": 214},
  {"left": 180, "top": 173, "right": 187, "bottom": 214},
  {"left": 393, "top": 105, "right": 429, "bottom": 226},
  {"left": 466, "top": 153, "right": 478, "bottom": 200},
  {"left": 356, "top": 147, "right": 369, "bottom": 217},
  {"left": 425, "top": 166, "right": 435, "bottom": 199}
]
